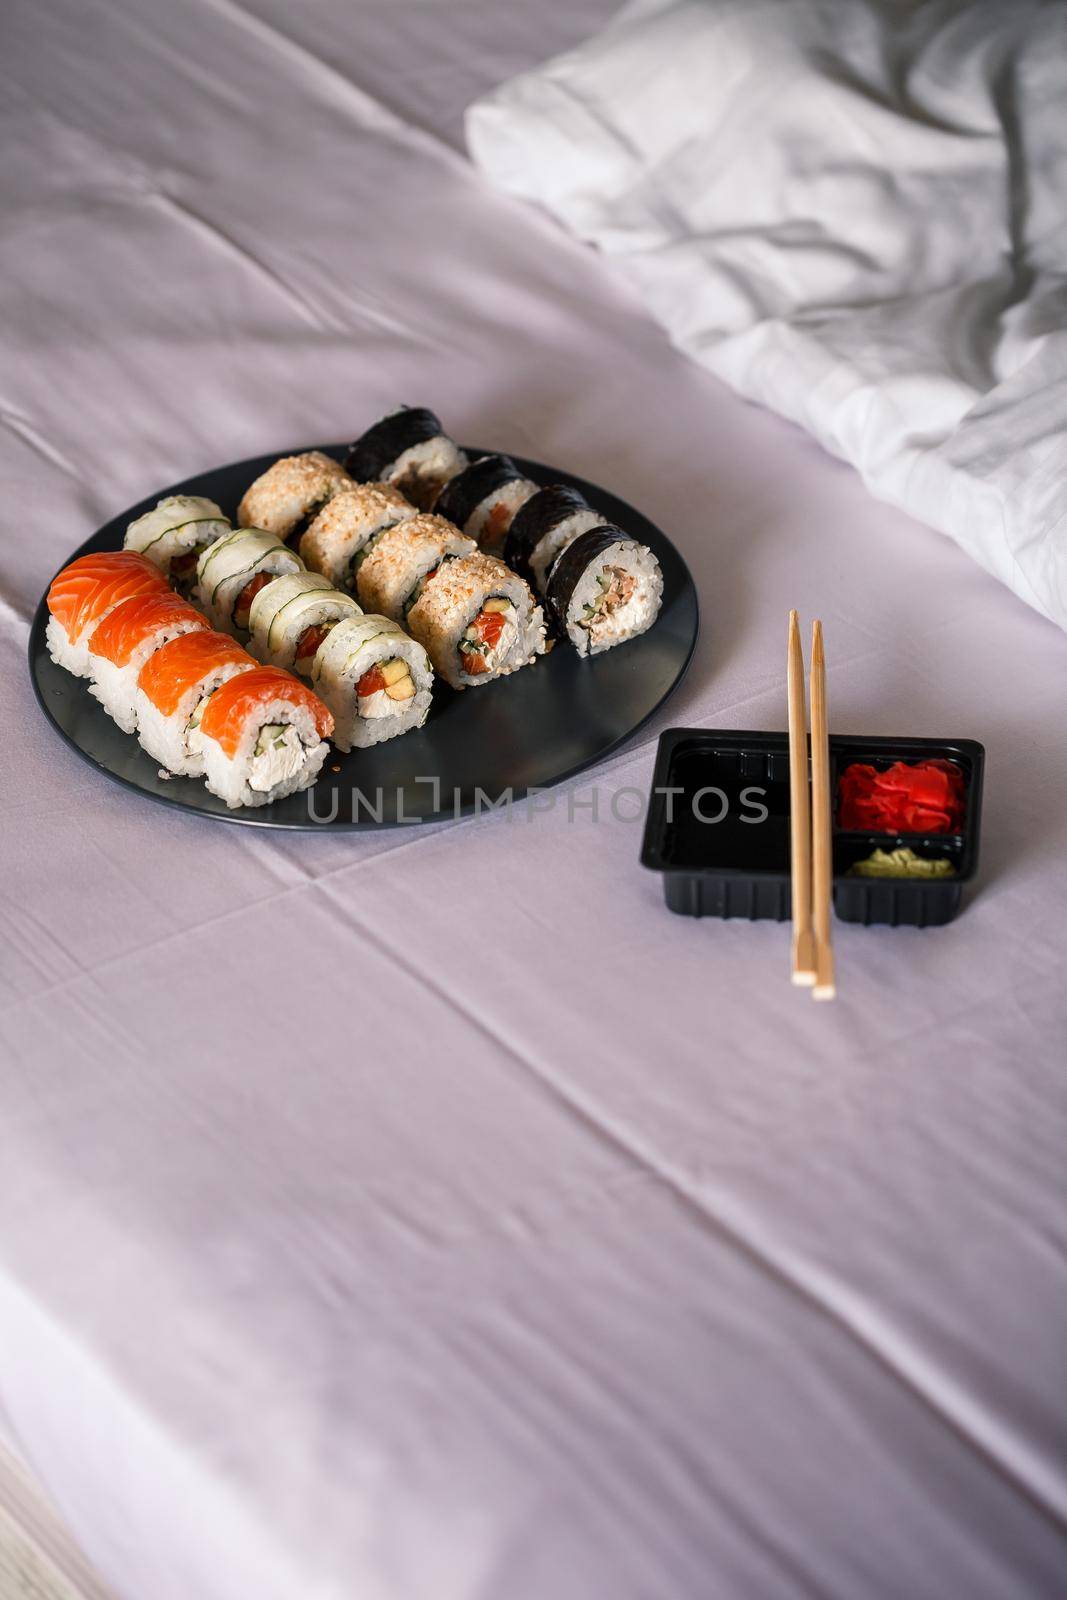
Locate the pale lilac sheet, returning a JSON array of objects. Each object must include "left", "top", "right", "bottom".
[{"left": 0, "top": 2, "right": 1065, "bottom": 1598}]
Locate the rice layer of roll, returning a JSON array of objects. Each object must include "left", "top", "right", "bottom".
[
  {"left": 546, "top": 526, "right": 664, "bottom": 658},
  {"left": 124, "top": 496, "right": 230, "bottom": 592},
  {"left": 504, "top": 485, "right": 604, "bottom": 596},
  {"left": 198, "top": 666, "right": 334, "bottom": 809},
  {"left": 433, "top": 455, "right": 538, "bottom": 551},
  {"left": 236, "top": 452, "right": 352, "bottom": 544},
  {"left": 87, "top": 592, "right": 209, "bottom": 733},
  {"left": 136, "top": 631, "right": 258, "bottom": 777},
  {"left": 406, "top": 551, "right": 546, "bottom": 689},
  {"left": 311, "top": 615, "right": 434, "bottom": 752},
  {"left": 46, "top": 553, "right": 171, "bottom": 678},
  {"left": 247, "top": 573, "right": 362, "bottom": 674},
  {"left": 344, "top": 407, "right": 467, "bottom": 511},
  {"left": 195, "top": 528, "right": 304, "bottom": 639},
  {"left": 356, "top": 513, "right": 476, "bottom": 623},
  {"left": 299, "top": 483, "right": 415, "bottom": 593}
]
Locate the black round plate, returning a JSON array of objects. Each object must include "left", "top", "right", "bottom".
[{"left": 29, "top": 447, "right": 699, "bottom": 829}]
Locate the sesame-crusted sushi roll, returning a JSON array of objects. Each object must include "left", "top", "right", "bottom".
[
  {"left": 298, "top": 483, "right": 416, "bottom": 594},
  {"left": 433, "top": 455, "right": 539, "bottom": 552},
  {"left": 406, "top": 551, "right": 546, "bottom": 690},
  {"left": 546, "top": 526, "right": 663, "bottom": 658},
  {"left": 46, "top": 552, "right": 171, "bottom": 678},
  {"left": 86, "top": 592, "right": 209, "bottom": 733},
  {"left": 344, "top": 407, "right": 467, "bottom": 510},
  {"left": 504, "top": 485, "right": 604, "bottom": 596},
  {"left": 355, "top": 513, "right": 475, "bottom": 624},
  {"left": 236, "top": 452, "right": 352, "bottom": 544},
  {"left": 194, "top": 528, "right": 304, "bottom": 640},
  {"left": 124, "top": 495, "right": 230, "bottom": 593},
  {"left": 247, "top": 573, "right": 362, "bottom": 675},
  {"left": 198, "top": 666, "right": 333, "bottom": 809},
  {"left": 135, "top": 631, "right": 258, "bottom": 777},
  {"left": 311, "top": 615, "right": 434, "bottom": 752}
]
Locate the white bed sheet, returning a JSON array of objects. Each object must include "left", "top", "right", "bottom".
[
  {"left": 468, "top": 0, "right": 1067, "bottom": 634},
  {"left": 1, "top": 3, "right": 1065, "bottom": 1598}
]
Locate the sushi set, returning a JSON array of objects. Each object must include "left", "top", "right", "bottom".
[
  {"left": 642, "top": 612, "right": 985, "bottom": 994},
  {"left": 30, "top": 409, "right": 699, "bottom": 828}
]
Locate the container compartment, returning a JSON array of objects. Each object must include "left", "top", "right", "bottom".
[{"left": 642, "top": 729, "right": 984, "bottom": 926}]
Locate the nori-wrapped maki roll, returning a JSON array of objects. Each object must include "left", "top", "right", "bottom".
[
  {"left": 343, "top": 407, "right": 467, "bottom": 510},
  {"left": 434, "top": 454, "right": 538, "bottom": 550},
  {"left": 504, "top": 484, "right": 604, "bottom": 595},
  {"left": 546, "top": 525, "right": 663, "bottom": 658}
]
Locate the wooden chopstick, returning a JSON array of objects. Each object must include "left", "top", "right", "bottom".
[
  {"left": 787, "top": 611, "right": 816, "bottom": 985},
  {"left": 809, "top": 620, "right": 836, "bottom": 1000}
]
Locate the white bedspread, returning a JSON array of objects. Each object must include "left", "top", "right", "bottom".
[
  {"left": 468, "top": 0, "right": 1067, "bottom": 632},
  {"left": 1, "top": 3, "right": 1065, "bottom": 1599}
]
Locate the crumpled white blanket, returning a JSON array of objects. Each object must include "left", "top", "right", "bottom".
[{"left": 467, "top": 0, "right": 1067, "bottom": 633}]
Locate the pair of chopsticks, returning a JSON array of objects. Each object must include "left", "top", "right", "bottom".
[{"left": 788, "top": 612, "right": 835, "bottom": 1000}]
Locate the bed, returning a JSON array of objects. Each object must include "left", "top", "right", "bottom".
[{"left": 1, "top": 1, "right": 1064, "bottom": 1597}]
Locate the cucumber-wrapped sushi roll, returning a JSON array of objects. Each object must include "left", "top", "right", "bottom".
[
  {"left": 87, "top": 592, "right": 209, "bottom": 732},
  {"left": 546, "top": 526, "right": 663, "bottom": 658},
  {"left": 433, "top": 455, "right": 538, "bottom": 551},
  {"left": 136, "top": 631, "right": 258, "bottom": 777},
  {"left": 198, "top": 666, "right": 334, "bottom": 809},
  {"left": 311, "top": 615, "right": 433, "bottom": 752},
  {"left": 124, "top": 495, "right": 230, "bottom": 593},
  {"left": 298, "top": 482, "right": 415, "bottom": 594},
  {"left": 504, "top": 485, "right": 604, "bottom": 596},
  {"left": 195, "top": 528, "right": 304, "bottom": 640},
  {"left": 356, "top": 513, "right": 475, "bottom": 624},
  {"left": 46, "top": 552, "right": 171, "bottom": 678},
  {"left": 247, "top": 573, "right": 362, "bottom": 675},
  {"left": 406, "top": 551, "right": 546, "bottom": 689},
  {"left": 344, "top": 407, "right": 467, "bottom": 511},
  {"left": 236, "top": 452, "right": 352, "bottom": 544}
]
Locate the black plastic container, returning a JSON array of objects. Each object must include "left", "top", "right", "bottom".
[{"left": 641, "top": 729, "right": 984, "bottom": 927}]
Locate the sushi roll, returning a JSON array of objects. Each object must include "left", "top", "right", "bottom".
[
  {"left": 406, "top": 551, "right": 546, "bottom": 690},
  {"left": 247, "top": 573, "right": 362, "bottom": 675},
  {"left": 136, "top": 631, "right": 258, "bottom": 777},
  {"left": 504, "top": 485, "right": 604, "bottom": 596},
  {"left": 194, "top": 527, "right": 304, "bottom": 640},
  {"left": 298, "top": 482, "right": 416, "bottom": 594},
  {"left": 311, "top": 615, "right": 434, "bottom": 752},
  {"left": 46, "top": 552, "right": 171, "bottom": 678},
  {"left": 355, "top": 513, "right": 475, "bottom": 624},
  {"left": 86, "top": 592, "right": 209, "bottom": 733},
  {"left": 197, "top": 665, "right": 333, "bottom": 809},
  {"left": 344, "top": 407, "right": 467, "bottom": 511},
  {"left": 546, "top": 526, "right": 663, "bottom": 658},
  {"left": 124, "top": 495, "right": 230, "bottom": 593},
  {"left": 236, "top": 452, "right": 352, "bottom": 544},
  {"left": 433, "top": 455, "right": 539, "bottom": 551}
]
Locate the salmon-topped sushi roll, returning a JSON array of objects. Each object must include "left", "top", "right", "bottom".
[
  {"left": 46, "top": 552, "right": 170, "bottom": 678},
  {"left": 87, "top": 592, "right": 209, "bottom": 732},
  {"left": 135, "top": 630, "right": 258, "bottom": 777},
  {"left": 197, "top": 666, "right": 334, "bottom": 809}
]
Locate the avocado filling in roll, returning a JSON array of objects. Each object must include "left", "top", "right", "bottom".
[
  {"left": 458, "top": 597, "right": 515, "bottom": 677},
  {"left": 579, "top": 566, "right": 638, "bottom": 640},
  {"left": 232, "top": 572, "right": 273, "bottom": 634},
  {"left": 249, "top": 723, "right": 309, "bottom": 791},
  {"left": 356, "top": 657, "right": 416, "bottom": 718}
]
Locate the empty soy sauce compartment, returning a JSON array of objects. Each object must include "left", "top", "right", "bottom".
[
  {"left": 831, "top": 737, "right": 982, "bottom": 845},
  {"left": 643, "top": 729, "right": 985, "bottom": 925}
]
